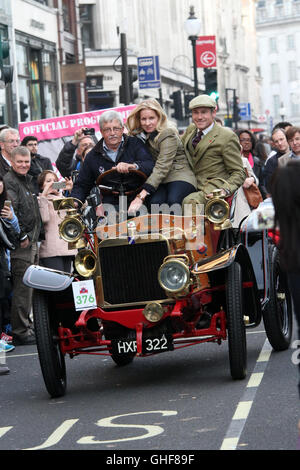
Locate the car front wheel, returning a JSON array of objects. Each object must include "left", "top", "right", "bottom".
[
  {"left": 226, "top": 262, "right": 247, "bottom": 380},
  {"left": 32, "top": 291, "right": 66, "bottom": 398}
]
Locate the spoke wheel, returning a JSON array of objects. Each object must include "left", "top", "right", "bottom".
[
  {"left": 263, "top": 244, "right": 293, "bottom": 351},
  {"left": 32, "top": 291, "right": 66, "bottom": 398},
  {"left": 226, "top": 262, "right": 247, "bottom": 380}
]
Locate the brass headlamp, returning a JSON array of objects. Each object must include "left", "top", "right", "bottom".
[
  {"left": 58, "top": 209, "right": 84, "bottom": 243},
  {"left": 205, "top": 189, "right": 231, "bottom": 229}
]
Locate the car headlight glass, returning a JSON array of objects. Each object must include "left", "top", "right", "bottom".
[
  {"left": 59, "top": 218, "right": 84, "bottom": 242},
  {"left": 158, "top": 260, "right": 190, "bottom": 293}
]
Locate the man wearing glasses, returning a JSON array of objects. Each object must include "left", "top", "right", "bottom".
[
  {"left": 71, "top": 110, "right": 154, "bottom": 207},
  {"left": 0, "top": 128, "right": 21, "bottom": 177}
]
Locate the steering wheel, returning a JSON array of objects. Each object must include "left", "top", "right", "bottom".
[{"left": 96, "top": 168, "right": 147, "bottom": 197}]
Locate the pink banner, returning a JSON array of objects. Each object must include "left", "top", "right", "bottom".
[{"left": 18, "top": 105, "right": 137, "bottom": 142}]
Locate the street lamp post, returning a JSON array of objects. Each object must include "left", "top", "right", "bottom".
[{"left": 184, "top": 6, "right": 201, "bottom": 98}]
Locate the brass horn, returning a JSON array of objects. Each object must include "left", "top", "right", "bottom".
[
  {"left": 74, "top": 249, "right": 97, "bottom": 278},
  {"left": 52, "top": 197, "right": 82, "bottom": 212}
]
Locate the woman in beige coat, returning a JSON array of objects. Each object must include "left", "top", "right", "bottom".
[
  {"left": 232, "top": 157, "right": 259, "bottom": 228},
  {"left": 126, "top": 99, "right": 196, "bottom": 214},
  {"left": 37, "top": 170, "right": 77, "bottom": 273}
]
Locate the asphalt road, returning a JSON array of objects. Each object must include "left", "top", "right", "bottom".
[{"left": 0, "top": 325, "right": 299, "bottom": 453}]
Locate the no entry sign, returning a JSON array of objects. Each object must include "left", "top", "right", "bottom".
[{"left": 196, "top": 36, "right": 217, "bottom": 68}]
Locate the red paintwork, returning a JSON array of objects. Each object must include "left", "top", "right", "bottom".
[{"left": 57, "top": 288, "right": 230, "bottom": 357}]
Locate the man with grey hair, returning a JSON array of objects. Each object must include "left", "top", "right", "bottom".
[
  {"left": 4, "top": 146, "right": 42, "bottom": 345},
  {"left": 71, "top": 110, "right": 154, "bottom": 205},
  {"left": 0, "top": 128, "right": 20, "bottom": 177},
  {"left": 56, "top": 126, "right": 95, "bottom": 178}
]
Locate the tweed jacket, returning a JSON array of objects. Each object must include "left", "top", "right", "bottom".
[
  {"left": 143, "top": 127, "right": 197, "bottom": 194},
  {"left": 181, "top": 123, "right": 245, "bottom": 195}
]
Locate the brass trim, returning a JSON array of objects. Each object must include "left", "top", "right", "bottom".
[
  {"left": 191, "top": 248, "right": 237, "bottom": 274},
  {"left": 99, "top": 298, "right": 174, "bottom": 309},
  {"left": 98, "top": 232, "right": 170, "bottom": 249},
  {"left": 158, "top": 258, "right": 191, "bottom": 294}
]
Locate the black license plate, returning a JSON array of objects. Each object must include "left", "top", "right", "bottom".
[{"left": 111, "top": 334, "right": 173, "bottom": 355}]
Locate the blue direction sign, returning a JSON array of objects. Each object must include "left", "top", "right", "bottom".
[
  {"left": 138, "top": 56, "right": 161, "bottom": 89},
  {"left": 239, "top": 102, "right": 251, "bottom": 121}
]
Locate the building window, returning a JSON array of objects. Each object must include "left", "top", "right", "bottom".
[
  {"left": 62, "top": 0, "right": 71, "bottom": 33},
  {"left": 257, "top": 0, "right": 266, "bottom": 7},
  {"left": 270, "top": 63, "right": 280, "bottom": 83},
  {"left": 269, "top": 38, "right": 277, "bottom": 54},
  {"left": 288, "top": 61, "right": 297, "bottom": 81},
  {"left": 16, "top": 36, "right": 58, "bottom": 121},
  {"left": 0, "top": 25, "right": 12, "bottom": 126},
  {"left": 290, "top": 93, "right": 299, "bottom": 116},
  {"left": 79, "top": 5, "right": 94, "bottom": 49},
  {"left": 273, "top": 95, "right": 280, "bottom": 118},
  {"left": 287, "top": 35, "right": 295, "bottom": 50}
]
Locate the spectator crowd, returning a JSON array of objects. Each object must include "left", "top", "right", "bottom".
[{"left": 0, "top": 98, "right": 299, "bottom": 380}]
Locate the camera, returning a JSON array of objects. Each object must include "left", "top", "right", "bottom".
[
  {"left": 71, "top": 170, "right": 79, "bottom": 184},
  {"left": 52, "top": 181, "right": 66, "bottom": 190},
  {"left": 83, "top": 128, "right": 95, "bottom": 136}
]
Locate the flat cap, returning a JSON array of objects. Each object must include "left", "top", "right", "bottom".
[{"left": 189, "top": 94, "right": 217, "bottom": 110}]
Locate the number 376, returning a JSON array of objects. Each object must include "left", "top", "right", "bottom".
[{"left": 76, "top": 294, "right": 95, "bottom": 305}]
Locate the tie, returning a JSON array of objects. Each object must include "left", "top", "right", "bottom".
[{"left": 192, "top": 131, "right": 203, "bottom": 148}]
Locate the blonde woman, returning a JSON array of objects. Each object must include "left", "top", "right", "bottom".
[{"left": 127, "top": 99, "right": 196, "bottom": 213}]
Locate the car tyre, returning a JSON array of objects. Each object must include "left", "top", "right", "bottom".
[
  {"left": 106, "top": 328, "right": 135, "bottom": 367},
  {"left": 226, "top": 262, "right": 247, "bottom": 380},
  {"left": 263, "top": 244, "right": 293, "bottom": 351},
  {"left": 32, "top": 291, "right": 66, "bottom": 398}
]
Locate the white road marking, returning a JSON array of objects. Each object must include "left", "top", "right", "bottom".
[
  {"left": 6, "top": 352, "right": 38, "bottom": 359},
  {"left": 0, "top": 427, "right": 13, "bottom": 439},
  {"left": 77, "top": 411, "right": 177, "bottom": 445},
  {"left": 23, "top": 419, "right": 79, "bottom": 450},
  {"left": 220, "top": 338, "right": 272, "bottom": 450},
  {"left": 247, "top": 372, "right": 264, "bottom": 388},
  {"left": 232, "top": 401, "right": 253, "bottom": 421}
]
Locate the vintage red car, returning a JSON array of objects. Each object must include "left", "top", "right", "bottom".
[{"left": 23, "top": 175, "right": 292, "bottom": 398}]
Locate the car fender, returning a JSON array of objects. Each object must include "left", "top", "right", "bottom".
[
  {"left": 23, "top": 265, "right": 74, "bottom": 291},
  {"left": 192, "top": 244, "right": 262, "bottom": 325}
]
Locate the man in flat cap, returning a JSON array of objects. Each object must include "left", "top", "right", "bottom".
[{"left": 181, "top": 94, "right": 245, "bottom": 206}]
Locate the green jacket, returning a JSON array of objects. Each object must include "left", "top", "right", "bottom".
[
  {"left": 144, "top": 127, "right": 197, "bottom": 194},
  {"left": 181, "top": 123, "right": 245, "bottom": 195}
]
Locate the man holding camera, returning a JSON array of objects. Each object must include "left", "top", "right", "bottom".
[
  {"left": 56, "top": 127, "right": 95, "bottom": 178},
  {"left": 71, "top": 110, "right": 154, "bottom": 207}
]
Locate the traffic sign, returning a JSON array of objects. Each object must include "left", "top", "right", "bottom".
[
  {"left": 239, "top": 102, "right": 251, "bottom": 121},
  {"left": 258, "top": 115, "right": 267, "bottom": 123},
  {"left": 138, "top": 56, "right": 161, "bottom": 89},
  {"left": 196, "top": 36, "right": 217, "bottom": 68}
]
